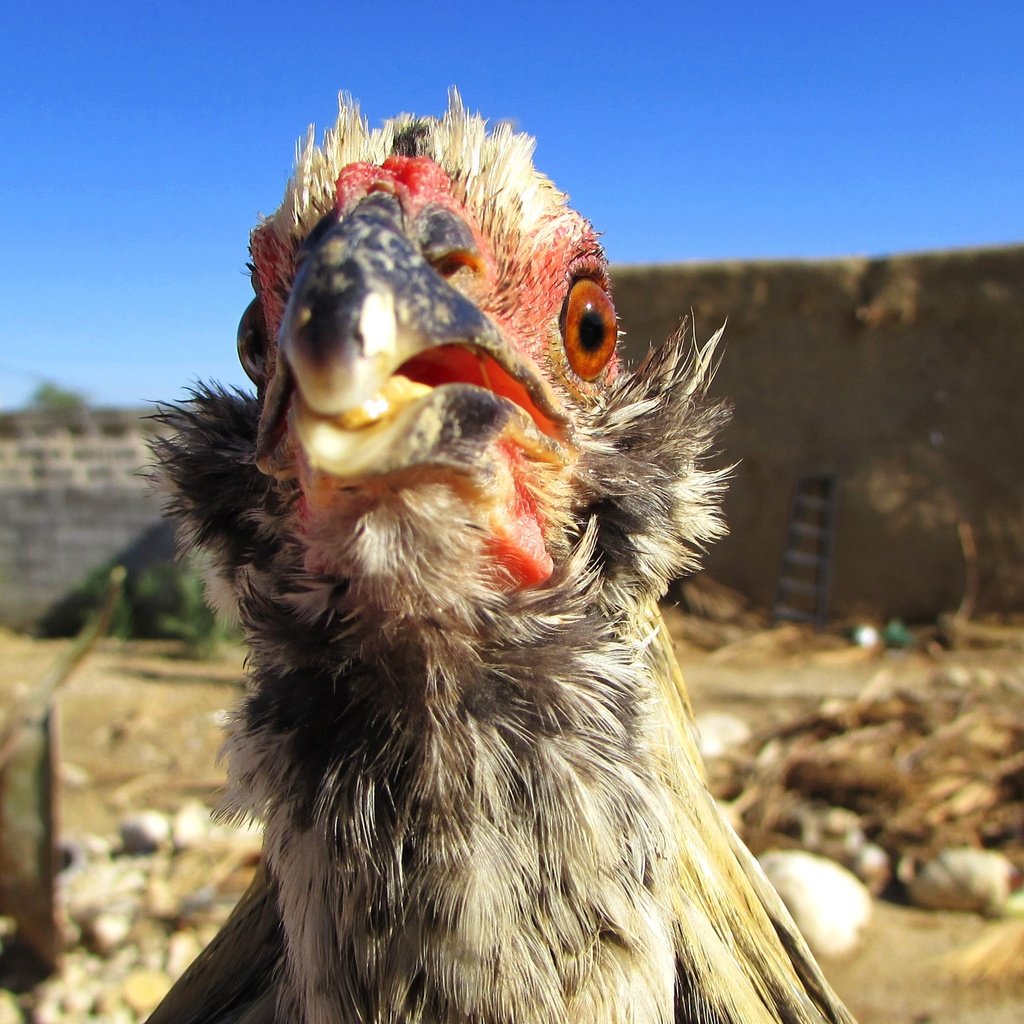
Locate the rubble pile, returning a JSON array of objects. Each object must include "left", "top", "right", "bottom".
[
  {"left": 0, "top": 802, "right": 260, "bottom": 1023},
  {"left": 715, "top": 665, "right": 1024, "bottom": 899}
]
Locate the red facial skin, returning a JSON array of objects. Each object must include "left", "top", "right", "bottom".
[
  {"left": 251, "top": 156, "right": 617, "bottom": 589},
  {"left": 489, "top": 439, "right": 553, "bottom": 587}
]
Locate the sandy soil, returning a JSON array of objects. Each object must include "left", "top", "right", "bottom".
[{"left": 2, "top": 626, "right": 1022, "bottom": 1023}]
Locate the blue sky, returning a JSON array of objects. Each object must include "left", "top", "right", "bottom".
[{"left": 1, "top": 2, "right": 1021, "bottom": 409}]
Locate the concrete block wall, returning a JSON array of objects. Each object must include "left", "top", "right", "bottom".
[{"left": 0, "top": 409, "right": 168, "bottom": 628}]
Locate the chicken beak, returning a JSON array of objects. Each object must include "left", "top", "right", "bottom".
[{"left": 255, "top": 192, "right": 570, "bottom": 480}]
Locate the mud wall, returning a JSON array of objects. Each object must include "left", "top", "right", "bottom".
[{"left": 612, "top": 245, "right": 1024, "bottom": 620}]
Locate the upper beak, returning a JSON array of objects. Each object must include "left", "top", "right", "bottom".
[{"left": 255, "top": 192, "right": 571, "bottom": 480}]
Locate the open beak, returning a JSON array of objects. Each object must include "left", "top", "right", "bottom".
[{"left": 255, "top": 192, "right": 572, "bottom": 482}]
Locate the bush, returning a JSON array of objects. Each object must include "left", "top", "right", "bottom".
[
  {"left": 37, "top": 562, "right": 135, "bottom": 640},
  {"left": 133, "top": 562, "right": 227, "bottom": 657},
  {"left": 37, "top": 559, "right": 234, "bottom": 656}
]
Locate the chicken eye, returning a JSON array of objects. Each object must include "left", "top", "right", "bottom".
[
  {"left": 237, "top": 297, "right": 269, "bottom": 386},
  {"left": 561, "top": 278, "right": 617, "bottom": 381}
]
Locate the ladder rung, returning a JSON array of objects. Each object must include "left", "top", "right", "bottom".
[
  {"left": 782, "top": 550, "right": 824, "bottom": 569},
  {"left": 779, "top": 578, "right": 822, "bottom": 597},
  {"left": 773, "top": 473, "right": 838, "bottom": 628},
  {"left": 795, "top": 494, "right": 830, "bottom": 512},
  {"left": 773, "top": 605, "right": 823, "bottom": 624},
  {"left": 790, "top": 522, "right": 825, "bottom": 540}
]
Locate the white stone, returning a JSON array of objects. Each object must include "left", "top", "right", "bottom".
[
  {"left": 904, "top": 847, "right": 1017, "bottom": 915},
  {"left": 119, "top": 810, "right": 171, "bottom": 854},
  {"left": 165, "top": 929, "right": 202, "bottom": 980},
  {"left": 59, "top": 761, "right": 91, "bottom": 788},
  {"left": 64, "top": 857, "right": 147, "bottom": 926},
  {"left": 82, "top": 832, "right": 115, "bottom": 858},
  {"left": 172, "top": 801, "right": 212, "bottom": 851},
  {"left": 759, "top": 849, "right": 873, "bottom": 958},
  {"left": 31, "top": 995, "right": 63, "bottom": 1024},
  {"left": 821, "top": 806, "right": 861, "bottom": 839},
  {"left": 87, "top": 912, "right": 133, "bottom": 956},
  {"left": 851, "top": 842, "right": 891, "bottom": 895},
  {"left": 61, "top": 982, "right": 97, "bottom": 1015},
  {"left": 851, "top": 624, "right": 880, "bottom": 648},
  {"left": 936, "top": 664, "right": 972, "bottom": 688},
  {"left": 694, "top": 712, "right": 752, "bottom": 759}
]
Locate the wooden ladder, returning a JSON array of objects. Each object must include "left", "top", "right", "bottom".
[{"left": 772, "top": 473, "right": 838, "bottom": 627}]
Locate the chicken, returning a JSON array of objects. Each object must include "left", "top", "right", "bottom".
[{"left": 148, "top": 93, "right": 857, "bottom": 1024}]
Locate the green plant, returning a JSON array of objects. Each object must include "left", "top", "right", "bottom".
[
  {"left": 133, "top": 561, "right": 230, "bottom": 657},
  {"left": 37, "top": 559, "right": 235, "bottom": 656}
]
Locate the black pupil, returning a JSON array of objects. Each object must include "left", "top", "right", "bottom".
[{"left": 578, "top": 304, "right": 608, "bottom": 352}]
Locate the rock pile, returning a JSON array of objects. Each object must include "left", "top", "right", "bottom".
[
  {"left": 713, "top": 664, "right": 1024, "bottom": 917},
  {"left": 1, "top": 801, "right": 260, "bottom": 1023}
]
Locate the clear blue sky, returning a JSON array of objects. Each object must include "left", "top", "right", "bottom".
[{"left": 1, "top": 2, "right": 1021, "bottom": 409}]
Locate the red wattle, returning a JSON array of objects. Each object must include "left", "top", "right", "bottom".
[{"left": 485, "top": 442, "right": 553, "bottom": 588}]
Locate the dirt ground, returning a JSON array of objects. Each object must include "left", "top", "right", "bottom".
[{"left": 2, "top": 624, "right": 1022, "bottom": 1024}]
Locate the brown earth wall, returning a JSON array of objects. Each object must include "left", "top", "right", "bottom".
[{"left": 611, "top": 246, "right": 1024, "bottom": 620}]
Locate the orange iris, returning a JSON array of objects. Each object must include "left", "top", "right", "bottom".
[{"left": 561, "top": 278, "right": 617, "bottom": 381}]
